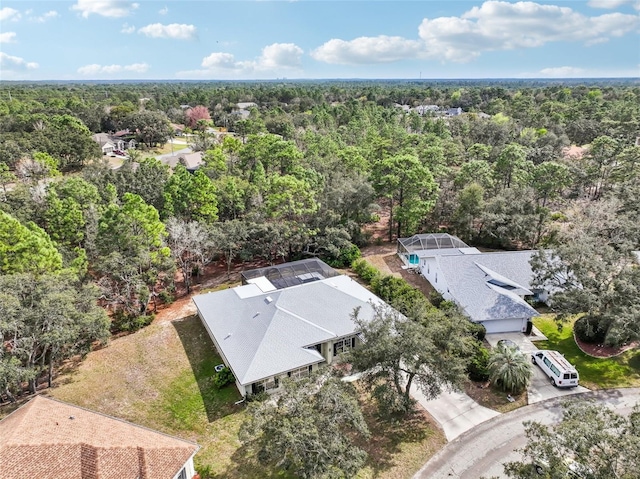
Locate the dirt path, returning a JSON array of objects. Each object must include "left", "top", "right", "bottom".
[
  {"left": 153, "top": 263, "right": 242, "bottom": 324},
  {"left": 361, "top": 242, "right": 435, "bottom": 298}
]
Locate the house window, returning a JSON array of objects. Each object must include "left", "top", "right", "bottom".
[
  {"left": 253, "top": 376, "right": 280, "bottom": 394},
  {"left": 333, "top": 336, "right": 356, "bottom": 356},
  {"left": 176, "top": 468, "right": 186, "bottom": 479},
  {"left": 288, "top": 365, "right": 312, "bottom": 379}
]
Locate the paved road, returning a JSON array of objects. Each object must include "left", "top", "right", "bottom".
[{"left": 414, "top": 388, "right": 640, "bottom": 479}]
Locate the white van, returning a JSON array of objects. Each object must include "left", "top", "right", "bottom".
[{"left": 531, "top": 350, "right": 579, "bottom": 388}]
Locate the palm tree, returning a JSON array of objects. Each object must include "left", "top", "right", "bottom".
[{"left": 488, "top": 344, "right": 533, "bottom": 394}]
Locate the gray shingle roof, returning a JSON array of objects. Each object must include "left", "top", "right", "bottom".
[
  {"left": 436, "top": 251, "right": 538, "bottom": 323},
  {"left": 193, "top": 275, "right": 380, "bottom": 385}
]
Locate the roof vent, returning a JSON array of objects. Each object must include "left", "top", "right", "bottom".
[
  {"left": 265, "top": 296, "right": 273, "bottom": 304},
  {"left": 224, "top": 333, "right": 232, "bottom": 340},
  {"left": 69, "top": 416, "right": 75, "bottom": 420}
]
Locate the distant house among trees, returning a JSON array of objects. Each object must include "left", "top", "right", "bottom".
[
  {"left": 0, "top": 396, "right": 199, "bottom": 479},
  {"left": 92, "top": 131, "right": 136, "bottom": 155},
  {"left": 161, "top": 151, "right": 204, "bottom": 172},
  {"left": 193, "top": 259, "right": 386, "bottom": 397}
]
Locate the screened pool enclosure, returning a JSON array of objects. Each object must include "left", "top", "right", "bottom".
[{"left": 397, "top": 233, "right": 469, "bottom": 266}]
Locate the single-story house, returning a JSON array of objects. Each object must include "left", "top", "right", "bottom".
[
  {"left": 0, "top": 395, "right": 199, "bottom": 479},
  {"left": 92, "top": 132, "right": 136, "bottom": 155},
  {"left": 398, "top": 234, "right": 542, "bottom": 334},
  {"left": 161, "top": 151, "right": 204, "bottom": 172},
  {"left": 193, "top": 259, "right": 383, "bottom": 396},
  {"left": 414, "top": 104, "right": 440, "bottom": 115}
]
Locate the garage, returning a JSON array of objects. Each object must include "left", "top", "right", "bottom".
[{"left": 479, "top": 318, "right": 527, "bottom": 334}]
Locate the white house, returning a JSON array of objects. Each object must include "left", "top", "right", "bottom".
[
  {"left": 193, "top": 259, "right": 384, "bottom": 396},
  {"left": 398, "top": 234, "right": 542, "bottom": 334}
]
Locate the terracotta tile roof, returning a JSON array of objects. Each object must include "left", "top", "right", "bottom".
[{"left": 0, "top": 396, "right": 199, "bottom": 479}]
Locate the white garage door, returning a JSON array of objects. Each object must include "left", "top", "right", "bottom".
[{"left": 480, "top": 318, "right": 526, "bottom": 334}]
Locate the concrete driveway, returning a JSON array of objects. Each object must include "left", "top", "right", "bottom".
[
  {"left": 528, "top": 362, "right": 590, "bottom": 403},
  {"left": 411, "top": 384, "right": 499, "bottom": 441},
  {"left": 413, "top": 388, "right": 640, "bottom": 479},
  {"left": 486, "top": 331, "right": 590, "bottom": 404}
]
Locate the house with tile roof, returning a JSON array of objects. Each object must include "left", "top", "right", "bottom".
[
  {"left": 398, "top": 234, "right": 543, "bottom": 334},
  {"left": 193, "top": 260, "right": 384, "bottom": 396},
  {"left": 0, "top": 395, "right": 199, "bottom": 479}
]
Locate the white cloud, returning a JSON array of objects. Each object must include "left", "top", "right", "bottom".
[
  {"left": 311, "top": 1, "right": 640, "bottom": 65},
  {"left": 201, "top": 52, "right": 237, "bottom": 69},
  {"left": 416, "top": 1, "right": 640, "bottom": 62},
  {"left": 538, "top": 66, "right": 586, "bottom": 77},
  {"left": 0, "top": 7, "right": 21, "bottom": 21},
  {"left": 311, "top": 36, "right": 423, "bottom": 64},
  {"left": 30, "top": 10, "right": 59, "bottom": 23},
  {"left": 258, "top": 43, "right": 303, "bottom": 68},
  {"left": 0, "top": 32, "right": 17, "bottom": 44},
  {"left": 0, "top": 52, "right": 38, "bottom": 71},
  {"left": 159, "top": 6, "right": 169, "bottom": 15},
  {"left": 588, "top": 0, "right": 640, "bottom": 10},
  {"left": 182, "top": 43, "right": 304, "bottom": 78},
  {"left": 72, "top": 0, "right": 139, "bottom": 18},
  {"left": 138, "top": 23, "right": 197, "bottom": 40},
  {"left": 77, "top": 62, "right": 149, "bottom": 75},
  {"left": 121, "top": 23, "right": 135, "bottom": 34}
]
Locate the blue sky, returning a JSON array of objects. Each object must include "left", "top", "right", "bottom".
[{"left": 1, "top": 0, "right": 638, "bottom": 80}]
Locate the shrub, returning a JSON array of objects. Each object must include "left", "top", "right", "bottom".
[
  {"left": 213, "top": 367, "right": 235, "bottom": 389},
  {"left": 158, "top": 291, "right": 174, "bottom": 305},
  {"left": 468, "top": 322, "right": 487, "bottom": 342},
  {"left": 111, "top": 313, "right": 154, "bottom": 333},
  {"left": 574, "top": 315, "right": 607, "bottom": 344},
  {"left": 467, "top": 341, "right": 490, "bottom": 382},
  {"left": 326, "top": 244, "right": 362, "bottom": 269},
  {"left": 351, "top": 258, "right": 380, "bottom": 284},
  {"left": 429, "top": 290, "right": 445, "bottom": 308}
]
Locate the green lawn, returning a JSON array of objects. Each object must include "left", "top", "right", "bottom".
[
  {"left": 533, "top": 315, "right": 640, "bottom": 389},
  {"left": 30, "top": 313, "right": 444, "bottom": 479}
]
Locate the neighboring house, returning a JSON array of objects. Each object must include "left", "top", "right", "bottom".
[
  {"left": 193, "top": 259, "right": 383, "bottom": 396},
  {"left": 414, "top": 104, "right": 440, "bottom": 115},
  {"left": 0, "top": 395, "right": 199, "bottom": 479},
  {"left": 161, "top": 151, "right": 204, "bottom": 172},
  {"left": 236, "top": 102, "right": 257, "bottom": 110},
  {"left": 446, "top": 107, "right": 463, "bottom": 116},
  {"left": 398, "top": 233, "right": 542, "bottom": 334},
  {"left": 92, "top": 133, "right": 115, "bottom": 155},
  {"left": 92, "top": 132, "right": 136, "bottom": 155}
]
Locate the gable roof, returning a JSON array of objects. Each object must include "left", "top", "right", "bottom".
[
  {"left": 161, "top": 151, "right": 204, "bottom": 170},
  {"left": 0, "top": 395, "right": 198, "bottom": 479},
  {"left": 193, "top": 275, "right": 381, "bottom": 385},
  {"left": 436, "top": 251, "right": 539, "bottom": 323}
]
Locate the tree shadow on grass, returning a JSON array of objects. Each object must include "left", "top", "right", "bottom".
[
  {"left": 172, "top": 315, "right": 242, "bottom": 422},
  {"left": 215, "top": 443, "right": 291, "bottom": 479},
  {"left": 355, "top": 396, "right": 439, "bottom": 476}
]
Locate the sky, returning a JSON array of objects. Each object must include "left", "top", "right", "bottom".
[{"left": 0, "top": 0, "right": 639, "bottom": 80}]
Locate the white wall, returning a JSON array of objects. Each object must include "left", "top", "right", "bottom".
[
  {"left": 420, "top": 258, "right": 453, "bottom": 300},
  {"left": 480, "top": 318, "right": 527, "bottom": 334},
  {"left": 173, "top": 455, "right": 197, "bottom": 479}
]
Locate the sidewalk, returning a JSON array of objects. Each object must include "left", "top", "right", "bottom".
[{"left": 411, "top": 383, "right": 500, "bottom": 441}]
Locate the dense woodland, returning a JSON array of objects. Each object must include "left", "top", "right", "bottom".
[{"left": 1, "top": 80, "right": 639, "bottom": 401}]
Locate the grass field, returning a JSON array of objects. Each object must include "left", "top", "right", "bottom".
[
  {"left": 533, "top": 315, "right": 640, "bottom": 390},
  {"left": 37, "top": 313, "right": 444, "bottom": 478}
]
